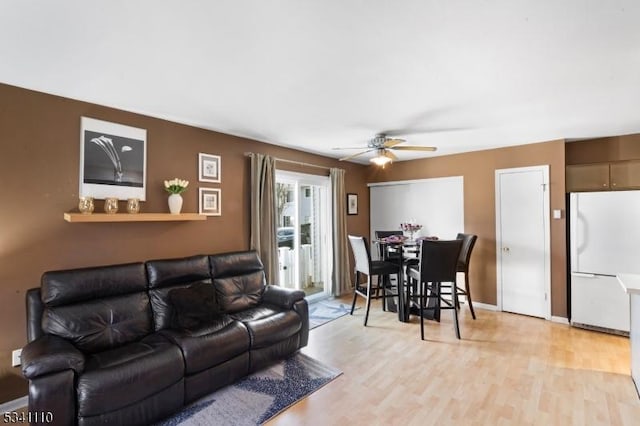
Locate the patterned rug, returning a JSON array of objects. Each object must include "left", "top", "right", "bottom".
[
  {"left": 308, "top": 299, "right": 354, "bottom": 330},
  {"left": 157, "top": 353, "right": 342, "bottom": 426}
]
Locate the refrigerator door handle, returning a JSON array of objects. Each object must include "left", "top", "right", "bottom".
[{"left": 571, "top": 272, "right": 596, "bottom": 278}]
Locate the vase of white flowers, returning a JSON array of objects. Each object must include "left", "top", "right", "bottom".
[{"left": 164, "top": 178, "right": 189, "bottom": 214}]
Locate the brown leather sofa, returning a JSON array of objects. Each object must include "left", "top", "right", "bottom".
[{"left": 21, "top": 251, "right": 308, "bottom": 426}]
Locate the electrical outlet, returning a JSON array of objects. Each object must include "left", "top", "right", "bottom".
[{"left": 11, "top": 349, "right": 22, "bottom": 367}]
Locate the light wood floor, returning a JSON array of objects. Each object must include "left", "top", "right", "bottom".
[{"left": 267, "top": 296, "right": 640, "bottom": 425}]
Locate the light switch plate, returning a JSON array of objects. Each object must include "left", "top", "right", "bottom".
[
  {"left": 553, "top": 209, "right": 562, "bottom": 219},
  {"left": 11, "top": 349, "right": 21, "bottom": 367}
]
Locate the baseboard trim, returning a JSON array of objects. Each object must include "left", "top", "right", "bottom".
[
  {"left": 0, "top": 395, "right": 27, "bottom": 412},
  {"left": 474, "top": 304, "right": 570, "bottom": 325},
  {"left": 551, "top": 316, "right": 570, "bottom": 325},
  {"left": 473, "top": 302, "right": 497, "bottom": 311}
]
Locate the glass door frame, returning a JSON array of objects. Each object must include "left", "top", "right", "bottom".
[{"left": 276, "top": 170, "right": 332, "bottom": 301}]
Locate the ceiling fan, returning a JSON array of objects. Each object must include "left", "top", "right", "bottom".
[{"left": 333, "top": 134, "right": 437, "bottom": 166}]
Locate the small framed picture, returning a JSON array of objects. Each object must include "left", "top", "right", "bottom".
[
  {"left": 347, "top": 193, "right": 358, "bottom": 215},
  {"left": 199, "top": 187, "right": 221, "bottom": 216},
  {"left": 198, "top": 153, "right": 221, "bottom": 183}
]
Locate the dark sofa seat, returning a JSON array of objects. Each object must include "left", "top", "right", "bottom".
[
  {"left": 77, "top": 334, "right": 184, "bottom": 420},
  {"left": 230, "top": 305, "right": 303, "bottom": 370},
  {"left": 22, "top": 250, "right": 308, "bottom": 426}
]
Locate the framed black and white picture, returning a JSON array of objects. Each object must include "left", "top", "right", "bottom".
[
  {"left": 347, "top": 193, "right": 358, "bottom": 215},
  {"left": 79, "top": 117, "right": 147, "bottom": 200},
  {"left": 198, "top": 153, "right": 221, "bottom": 183},
  {"left": 199, "top": 187, "right": 221, "bottom": 216}
]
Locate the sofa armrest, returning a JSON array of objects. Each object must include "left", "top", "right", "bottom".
[
  {"left": 262, "top": 285, "right": 305, "bottom": 310},
  {"left": 21, "top": 334, "right": 85, "bottom": 379},
  {"left": 29, "top": 370, "right": 76, "bottom": 426}
]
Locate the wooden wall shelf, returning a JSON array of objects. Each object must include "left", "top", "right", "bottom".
[{"left": 64, "top": 213, "right": 206, "bottom": 223}]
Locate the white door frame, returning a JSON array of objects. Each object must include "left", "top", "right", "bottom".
[
  {"left": 495, "top": 165, "right": 551, "bottom": 320},
  {"left": 276, "top": 170, "right": 332, "bottom": 300}
]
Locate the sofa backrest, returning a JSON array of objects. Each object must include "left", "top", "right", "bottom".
[
  {"left": 209, "top": 251, "right": 266, "bottom": 313},
  {"left": 145, "top": 255, "right": 212, "bottom": 331},
  {"left": 40, "top": 263, "right": 151, "bottom": 354}
]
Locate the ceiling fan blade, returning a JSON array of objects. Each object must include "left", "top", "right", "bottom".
[
  {"left": 331, "top": 146, "right": 370, "bottom": 150},
  {"left": 384, "top": 149, "right": 398, "bottom": 161},
  {"left": 382, "top": 138, "right": 405, "bottom": 148},
  {"left": 339, "top": 149, "right": 375, "bottom": 161},
  {"left": 390, "top": 146, "right": 438, "bottom": 152}
]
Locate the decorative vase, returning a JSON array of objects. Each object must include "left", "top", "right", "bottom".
[
  {"left": 104, "top": 197, "right": 119, "bottom": 214},
  {"left": 168, "top": 193, "right": 183, "bottom": 214},
  {"left": 78, "top": 196, "right": 94, "bottom": 214},
  {"left": 127, "top": 198, "right": 140, "bottom": 214}
]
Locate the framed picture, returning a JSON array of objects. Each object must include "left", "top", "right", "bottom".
[
  {"left": 198, "top": 153, "right": 221, "bottom": 183},
  {"left": 199, "top": 187, "right": 221, "bottom": 216},
  {"left": 347, "top": 193, "right": 358, "bottom": 215},
  {"left": 79, "top": 117, "right": 147, "bottom": 200}
]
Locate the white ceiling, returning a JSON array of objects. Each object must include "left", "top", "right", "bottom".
[{"left": 1, "top": 1, "right": 639, "bottom": 163}]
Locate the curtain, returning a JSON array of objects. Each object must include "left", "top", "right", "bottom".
[
  {"left": 330, "top": 168, "right": 352, "bottom": 296},
  {"left": 249, "top": 153, "right": 279, "bottom": 285}
]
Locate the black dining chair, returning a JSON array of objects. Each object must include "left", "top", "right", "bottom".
[
  {"left": 374, "top": 230, "right": 404, "bottom": 299},
  {"left": 374, "top": 230, "right": 404, "bottom": 261},
  {"left": 450, "top": 233, "right": 478, "bottom": 319},
  {"left": 375, "top": 229, "right": 420, "bottom": 274},
  {"left": 407, "top": 239, "right": 464, "bottom": 339},
  {"left": 348, "top": 235, "right": 402, "bottom": 326}
]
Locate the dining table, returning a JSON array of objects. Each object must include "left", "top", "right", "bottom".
[{"left": 375, "top": 236, "right": 438, "bottom": 322}]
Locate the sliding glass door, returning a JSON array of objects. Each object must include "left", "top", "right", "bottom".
[{"left": 276, "top": 171, "right": 331, "bottom": 300}]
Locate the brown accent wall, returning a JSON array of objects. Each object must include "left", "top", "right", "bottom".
[
  {"left": 0, "top": 83, "right": 370, "bottom": 402},
  {"left": 0, "top": 82, "right": 572, "bottom": 402},
  {"left": 366, "top": 140, "right": 567, "bottom": 318}
]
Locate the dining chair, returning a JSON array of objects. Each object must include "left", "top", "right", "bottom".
[
  {"left": 407, "top": 239, "right": 464, "bottom": 339},
  {"left": 348, "top": 235, "right": 401, "bottom": 326},
  {"left": 374, "top": 230, "right": 405, "bottom": 300},
  {"left": 453, "top": 233, "right": 478, "bottom": 319},
  {"left": 374, "top": 230, "right": 403, "bottom": 261},
  {"left": 375, "top": 229, "right": 420, "bottom": 275},
  {"left": 438, "top": 233, "right": 478, "bottom": 319}
]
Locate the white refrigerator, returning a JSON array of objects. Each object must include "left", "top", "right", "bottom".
[{"left": 570, "top": 191, "right": 640, "bottom": 334}]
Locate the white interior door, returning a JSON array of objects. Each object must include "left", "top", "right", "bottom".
[{"left": 496, "top": 165, "right": 550, "bottom": 319}]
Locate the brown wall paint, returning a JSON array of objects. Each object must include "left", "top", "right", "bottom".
[
  {"left": 0, "top": 83, "right": 371, "bottom": 401},
  {"left": 0, "top": 82, "right": 571, "bottom": 403},
  {"left": 366, "top": 140, "right": 568, "bottom": 318}
]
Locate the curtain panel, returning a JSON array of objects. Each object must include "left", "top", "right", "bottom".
[
  {"left": 330, "top": 168, "right": 352, "bottom": 296},
  {"left": 249, "top": 153, "right": 279, "bottom": 285}
]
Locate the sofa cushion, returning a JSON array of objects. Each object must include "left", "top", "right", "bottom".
[
  {"left": 146, "top": 255, "right": 213, "bottom": 331},
  {"left": 209, "top": 251, "right": 264, "bottom": 278},
  {"left": 214, "top": 272, "right": 265, "bottom": 313},
  {"left": 41, "top": 263, "right": 147, "bottom": 307},
  {"left": 42, "top": 293, "right": 152, "bottom": 354},
  {"left": 146, "top": 255, "right": 211, "bottom": 289},
  {"left": 230, "top": 305, "right": 302, "bottom": 349},
  {"left": 77, "top": 333, "right": 183, "bottom": 417},
  {"left": 210, "top": 251, "right": 266, "bottom": 313},
  {"left": 169, "top": 282, "right": 220, "bottom": 329},
  {"left": 161, "top": 318, "right": 250, "bottom": 375}
]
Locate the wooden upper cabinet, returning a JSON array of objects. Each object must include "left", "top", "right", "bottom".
[
  {"left": 566, "top": 163, "right": 610, "bottom": 192},
  {"left": 610, "top": 160, "right": 640, "bottom": 190}
]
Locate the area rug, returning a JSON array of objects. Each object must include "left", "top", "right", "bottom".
[
  {"left": 308, "top": 299, "right": 354, "bottom": 329},
  {"left": 157, "top": 353, "right": 342, "bottom": 426}
]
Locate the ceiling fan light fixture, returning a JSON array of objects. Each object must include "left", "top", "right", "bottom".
[{"left": 370, "top": 152, "right": 393, "bottom": 167}]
